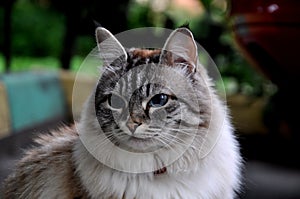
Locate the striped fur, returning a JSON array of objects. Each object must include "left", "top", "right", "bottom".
[{"left": 3, "top": 27, "right": 242, "bottom": 199}]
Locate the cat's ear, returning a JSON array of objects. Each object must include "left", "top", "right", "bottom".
[
  {"left": 95, "top": 27, "right": 127, "bottom": 66},
  {"left": 160, "top": 28, "right": 198, "bottom": 73}
]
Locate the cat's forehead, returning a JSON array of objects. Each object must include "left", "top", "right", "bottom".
[
  {"left": 126, "top": 48, "right": 161, "bottom": 69},
  {"left": 128, "top": 48, "right": 161, "bottom": 58}
]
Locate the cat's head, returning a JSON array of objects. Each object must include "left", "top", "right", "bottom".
[{"left": 92, "top": 27, "right": 212, "bottom": 154}]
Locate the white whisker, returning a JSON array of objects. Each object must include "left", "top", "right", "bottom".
[{"left": 157, "top": 133, "right": 203, "bottom": 154}]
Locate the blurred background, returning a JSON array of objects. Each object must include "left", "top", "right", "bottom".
[{"left": 1, "top": 0, "right": 300, "bottom": 198}]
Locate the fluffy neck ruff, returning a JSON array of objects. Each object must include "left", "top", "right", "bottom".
[{"left": 72, "top": 94, "right": 241, "bottom": 199}]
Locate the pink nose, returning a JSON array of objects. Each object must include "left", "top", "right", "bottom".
[{"left": 126, "top": 119, "right": 142, "bottom": 133}]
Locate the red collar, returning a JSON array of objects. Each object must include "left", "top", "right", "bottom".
[{"left": 153, "top": 167, "right": 167, "bottom": 175}]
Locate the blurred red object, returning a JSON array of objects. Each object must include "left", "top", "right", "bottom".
[{"left": 228, "top": 0, "right": 300, "bottom": 88}]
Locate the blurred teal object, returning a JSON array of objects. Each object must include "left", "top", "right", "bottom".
[{"left": 0, "top": 71, "right": 66, "bottom": 132}]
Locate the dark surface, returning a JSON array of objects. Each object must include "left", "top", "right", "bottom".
[
  {"left": 237, "top": 133, "right": 300, "bottom": 199},
  {"left": 0, "top": 0, "right": 131, "bottom": 71},
  {"left": 240, "top": 161, "right": 300, "bottom": 199},
  {"left": 228, "top": 0, "right": 300, "bottom": 150}
]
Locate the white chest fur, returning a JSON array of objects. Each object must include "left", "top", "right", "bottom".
[{"left": 74, "top": 121, "right": 241, "bottom": 199}]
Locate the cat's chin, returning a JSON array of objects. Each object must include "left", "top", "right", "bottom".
[{"left": 118, "top": 135, "right": 163, "bottom": 153}]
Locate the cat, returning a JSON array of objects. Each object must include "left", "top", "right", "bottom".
[{"left": 3, "top": 27, "right": 242, "bottom": 199}]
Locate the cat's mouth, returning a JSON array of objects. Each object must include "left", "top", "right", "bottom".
[
  {"left": 117, "top": 134, "right": 162, "bottom": 152},
  {"left": 129, "top": 135, "right": 154, "bottom": 142}
]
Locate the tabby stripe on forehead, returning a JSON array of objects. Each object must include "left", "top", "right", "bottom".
[
  {"left": 123, "top": 73, "right": 129, "bottom": 95},
  {"left": 146, "top": 84, "right": 151, "bottom": 97},
  {"left": 173, "top": 119, "right": 182, "bottom": 125},
  {"left": 117, "top": 78, "right": 123, "bottom": 96},
  {"left": 131, "top": 68, "right": 138, "bottom": 92}
]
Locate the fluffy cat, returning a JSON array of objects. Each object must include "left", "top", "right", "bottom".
[{"left": 3, "top": 27, "right": 242, "bottom": 199}]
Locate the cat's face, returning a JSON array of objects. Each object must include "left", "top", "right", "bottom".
[{"left": 94, "top": 28, "right": 210, "bottom": 153}]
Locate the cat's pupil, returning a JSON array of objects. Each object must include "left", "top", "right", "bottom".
[
  {"left": 108, "top": 94, "right": 125, "bottom": 109},
  {"left": 148, "top": 94, "right": 168, "bottom": 108}
]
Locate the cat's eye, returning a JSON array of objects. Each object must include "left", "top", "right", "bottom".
[
  {"left": 148, "top": 94, "right": 169, "bottom": 108},
  {"left": 108, "top": 94, "right": 126, "bottom": 109}
]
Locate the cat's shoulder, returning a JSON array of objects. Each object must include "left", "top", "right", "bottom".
[
  {"left": 33, "top": 124, "right": 79, "bottom": 149},
  {"left": 20, "top": 124, "right": 79, "bottom": 162},
  {"left": 3, "top": 125, "right": 87, "bottom": 198}
]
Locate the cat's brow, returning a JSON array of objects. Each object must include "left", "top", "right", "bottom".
[{"left": 126, "top": 48, "right": 161, "bottom": 71}]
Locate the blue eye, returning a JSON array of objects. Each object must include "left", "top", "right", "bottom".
[{"left": 148, "top": 94, "right": 169, "bottom": 108}]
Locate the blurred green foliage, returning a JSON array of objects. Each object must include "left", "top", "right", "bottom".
[
  {"left": 0, "top": 0, "right": 94, "bottom": 57},
  {"left": 0, "top": 0, "right": 64, "bottom": 57},
  {"left": 0, "top": 0, "right": 274, "bottom": 96},
  {"left": 127, "top": 0, "right": 273, "bottom": 96},
  {"left": 0, "top": 0, "right": 94, "bottom": 72}
]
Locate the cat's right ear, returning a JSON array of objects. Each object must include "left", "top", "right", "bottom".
[
  {"left": 95, "top": 27, "right": 127, "bottom": 66},
  {"left": 160, "top": 28, "right": 198, "bottom": 73}
]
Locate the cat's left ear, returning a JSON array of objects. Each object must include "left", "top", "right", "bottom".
[
  {"left": 95, "top": 27, "right": 127, "bottom": 66},
  {"left": 160, "top": 28, "right": 198, "bottom": 73}
]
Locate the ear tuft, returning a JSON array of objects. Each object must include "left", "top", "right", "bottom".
[
  {"left": 93, "top": 20, "right": 102, "bottom": 29},
  {"left": 179, "top": 22, "right": 190, "bottom": 30}
]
